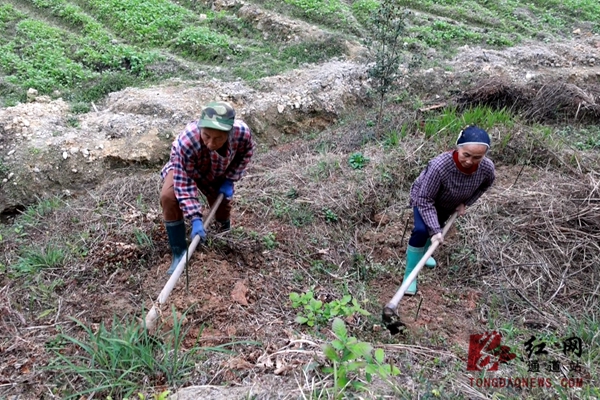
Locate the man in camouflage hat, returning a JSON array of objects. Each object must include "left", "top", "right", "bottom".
[{"left": 160, "top": 101, "right": 254, "bottom": 274}]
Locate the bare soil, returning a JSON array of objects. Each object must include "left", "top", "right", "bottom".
[{"left": 2, "top": 28, "right": 600, "bottom": 399}]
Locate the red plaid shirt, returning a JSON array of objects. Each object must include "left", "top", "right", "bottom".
[
  {"left": 410, "top": 151, "right": 495, "bottom": 234},
  {"left": 161, "top": 120, "right": 254, "bottom": 220}
]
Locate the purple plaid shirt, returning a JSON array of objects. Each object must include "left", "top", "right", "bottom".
[
  {"left": 161, "top": 120, "right": 254, "bottom": 220},
  {"left": 410, "top": 151, "right": 495, "bottom": 234}
]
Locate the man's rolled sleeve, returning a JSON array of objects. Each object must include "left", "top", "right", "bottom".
[
  {"left": 225, "top": 123, "right": 254, "bottom": 181},
  {"left": 172, "top": 139, "right": 203, "bottom": 220}
]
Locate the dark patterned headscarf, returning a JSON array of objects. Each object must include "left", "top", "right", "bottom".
[{"left": 456, "top": 125, "right": 491, "bottom": 149}]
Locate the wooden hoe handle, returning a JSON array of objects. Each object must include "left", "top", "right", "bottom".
[{"left": 144, "top": 194, "right": 224, "bottom": 330}]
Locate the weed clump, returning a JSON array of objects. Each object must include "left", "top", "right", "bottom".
[
  {"left": 456, "top": 77, "right": 600, "bottom": 124},
  {"left": 47, "top": 310, "right": 234, "bottom": 399}
]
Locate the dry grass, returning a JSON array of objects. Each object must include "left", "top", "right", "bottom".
[
  {"left": 457, "top": 76, "right": 600, "bottom": 123},
  {"left": 459, "top": 168, "right": 600, "bottom": 323},
  {"left": 2, "top": 106, "right": 600, "bottom": 397}
]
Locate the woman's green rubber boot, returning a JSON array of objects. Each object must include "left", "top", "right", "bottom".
[
  {"left": 402, "top": 245, "right": 425, "bottom": 295},
  {"left": 423, "top": 238, "right": 437, "bottom": 268}
]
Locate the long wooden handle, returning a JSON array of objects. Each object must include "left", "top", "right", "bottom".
[
  {"left": 144, "top": 194, "right": 224, "bottom": 330},
  {"left": 384, "top": 212, "right": 458, "bottom": 312}
]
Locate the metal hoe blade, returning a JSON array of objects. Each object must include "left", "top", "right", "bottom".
[
  {"left": 382, "top": 212, "right": 458, "bottom": 334},
  {"left": 382, "top": 306, "right": 405, "bottom": 335}
]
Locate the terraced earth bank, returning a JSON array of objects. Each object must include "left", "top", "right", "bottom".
[{"left": 1, "top": 1, "right": 600, "bottom": 399}]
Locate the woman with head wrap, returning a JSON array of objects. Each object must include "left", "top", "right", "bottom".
[{"left": 402, "top": 125, "right": 496, "bottom": 295}]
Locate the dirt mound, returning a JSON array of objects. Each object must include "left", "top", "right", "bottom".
[
  {"left": 0, "top": 60, "right": 369, "bottom": 216},
  {"left": 449, "top": 37, "right": 600, "bottom": 83}
]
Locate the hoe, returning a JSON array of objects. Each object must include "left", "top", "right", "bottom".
[
  {"left": 382, "top": 212, "right": 457, "bottom": 334},
  {"left": 143, "top": 194, "right": 224, "bottom": 331}
]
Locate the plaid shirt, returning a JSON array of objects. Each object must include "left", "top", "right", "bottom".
[
  {"left": 161, "top": 120, "right": 254, "bottom": 220},
  {"left": 410, "top": 151, "right": 495, "bottom": 234}
]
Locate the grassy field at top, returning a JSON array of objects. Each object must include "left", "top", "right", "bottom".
[{"left": 1, "top": 0, "right": 599, "bottom": 108}]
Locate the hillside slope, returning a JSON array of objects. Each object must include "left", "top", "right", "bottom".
[{"left": 1, "top": 1, "right": 600, "bottom": 399}]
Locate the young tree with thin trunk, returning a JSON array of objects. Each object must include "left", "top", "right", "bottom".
[{"left": 367, "top": 1, "right": 406, "bottom": 138}]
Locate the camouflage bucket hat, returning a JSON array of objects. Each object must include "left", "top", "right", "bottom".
[{"left": 199, "top": 101, "right": 236, "bottom": 131}]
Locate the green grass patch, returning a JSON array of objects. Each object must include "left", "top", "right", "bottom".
[
  {"left": 0, "top": 0, "right": 350, "bottom": 103},
  {"left": 19, "top": 196, "right": 64, "bottom": 225},
  {"left": 280, "top": 37, "right": 347, "bottom": 64},
  {"left": 412, "top": 20, "right": 483, "bottom": 48},
  {"left": 173, "top": 25, "right": 233, "bottom": 62},
  {"left": 231, "top": 36, "right": 347, "bottom": 80},
  {"left": 398, "top": 0, "right": 600, "bottom": 51},
  {"left": 83, "top": 0, "right": 194, "bottom": 45},
  {"left": 47, "top": 310, "right": 246, "bottom": 399},
  {"left": 0, "top": 3, "right": 26, "bottom": 25},
  {"left": 13, "top": 245, "right": 67, "bottom": 275},
  {"left": 351, "top": 0, "right": 380, "bottom": 26},
  {"left": 252, "top": 0, "right": 358, "bottom": 33},
  {"left": 383, "top": 123, "right": 410, "bottom": 148},
  {"left": 270, "top": 196, "right": 314, "bottom": 227},
  {"left": 422, "top": 105, "right": 515, "bottom": 142},
  {"left": 557, "top": 125, "right": 600, "bottom": 150},
  {"left": 0, "top": 2, "right": 163, "bottom": 105},
  {"left": 283, "top": 0, "right": 349, "bottom": 22}
]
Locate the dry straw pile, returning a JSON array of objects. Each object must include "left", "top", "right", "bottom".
[
  {"left": 457, "top": 77, "right": 600, "bottom": 123},
  {"left": 460, "top": 167, "right": 600, "bottom": 326}
]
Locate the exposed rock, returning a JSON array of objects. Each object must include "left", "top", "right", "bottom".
[
  {"left": 237, "top": 3, "right": 328, "bottom": 43},
  {"left": 449, "top": 38, "right": 600, "bottom": 86},
  {"left": 236, "top": 4, "right": 367, "bottom": 58},
  {"left": 170, "top": 376, "right": 297, "bottom": 400},
  {"left": 231, "top": 279, "right": 249, "bottom": 306},
  {"left": 0, "top": 61, "right": 370, "bottom": 214},
  {"left": 26, "top": 88, "right": 38, "bottom": 102},
  {"left": 212, "top": 0, "right": 243, "bottom": 11}
]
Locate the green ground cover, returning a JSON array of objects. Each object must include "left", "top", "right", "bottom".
[{"left": 2, "top": 0, "right": 599, "bottom": 106}]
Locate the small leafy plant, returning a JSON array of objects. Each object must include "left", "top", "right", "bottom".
[
  {"left": 289, "top": 291, "right": 370, "bottom": 327},
  {"left": 121, "top": 391, "right": 170, "bottom": 400},
  {"left": 366, "top": 0, "right": 406, "bottom": 136},
  {"left": 323, "top": 208, "right": 339, "bottom": 223},
  {"left": 322, "top": 318, "right": 400, "bottom": 397},
  {"left": 348, "top": 152, "right": 369, "bottom": 169},
  {"left": 262, "top": 232, "right": 278, "bottom": 249}
]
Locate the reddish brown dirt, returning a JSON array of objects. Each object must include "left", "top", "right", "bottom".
[
  {"left": 2, "top": 164, "right": 565, "bottom": 397},
  {"left": 373, "top": 266, "right": 484, "bottom": 349},
  {"left": 146, "top": 201, "right": 487, "bottom": 363},
  {"left": 140, "top": 208, "right": 295, "bottom": 363}
]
